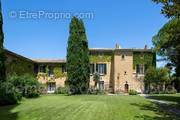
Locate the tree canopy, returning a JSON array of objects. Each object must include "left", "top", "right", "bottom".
[
  {"left": 152, "top": 18, "right": 180, "bottom": 77},
  {"left": 152, "top": 0, "right": 180, "bottom": 18}
]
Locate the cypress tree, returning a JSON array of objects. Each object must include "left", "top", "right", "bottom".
[
  {"left": 0, "top": 1, "right": 6, "bottom": 82},
  {"left": 66, "top": 17, "right": 90, "bottom": 94}
]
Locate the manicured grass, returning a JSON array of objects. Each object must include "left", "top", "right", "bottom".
[{"left": 0, "top": 94, "right": 179, "bottom": 120}]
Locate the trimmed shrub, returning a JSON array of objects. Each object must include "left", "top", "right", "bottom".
[
  {"left": 0, "top": 82, "right": 22, "bottom": 105},
  {"left": 129, "top": 89, "right": 138, "bottom": 95},
  {"left": 55, "top": 86, "right": 68, "bottom": 94}
]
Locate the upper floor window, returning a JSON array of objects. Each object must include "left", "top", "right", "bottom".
[
  {"left": 96, "top": 63, "right": 106, "bottom": 75},
  {"left": 90, "top": 64, "right": 95, "bottom": 74},
  {"left": 39, "top": 65, "right": 46, "bottom": 73},
  {"left": 48, "top": 66, "right": 54, "bottom": 76},
  {"left": 136, "top": 64, "right": 144, "bottom": 74},
  {"left": 98, "top": 52, "right": 104, "bottom": 57},
  {"left": 61, "top": 64, "right": 66, "bottom": 73}
]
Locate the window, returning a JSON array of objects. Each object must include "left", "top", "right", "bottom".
[
  {"left": 122, "top": 54, "right": 125, "bottom": 60},
  {"left": 61, "top": 64, "right": 66, "bottom": 72},
  {"left": 98, "top": 52, "right": 104, "bottom": 56},
  {"left": 136, "top": 64, "right": 144, "bottom": 74},
  {"left": 90, "top": 64, "right": 94, "bottom": 74},
  {"left": 39, "top": 65, "right": 46, "bottom": 73},
  {"left": 96, "top": 63, "right": 106, "bottom": 75},
  {"left": 48, "top": 66, "right": 54, "bottom": 76}
]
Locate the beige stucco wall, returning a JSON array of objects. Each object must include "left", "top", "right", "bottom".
[
  {"left": 114, "top": 50, "right": 133, "bottom": 93},
  {"left": 113, "top": 50, "right": 145, "bottom": 93}
]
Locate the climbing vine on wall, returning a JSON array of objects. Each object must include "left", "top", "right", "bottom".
[
  {"left": 53, "top": 67, "right": 66, "bottom": 79},
  {"left": 90, "top": 52, "right": 113, "bottom": 62},
  {"left": 6, "top": 59, "right": 34, "bottom": 76},
  {"left": 133, "top": 52, "right": 156, "bottom": 69}
]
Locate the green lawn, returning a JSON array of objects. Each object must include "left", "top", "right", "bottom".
[{"left": 0, "top": 94, "right": 179, "bottom": 120}]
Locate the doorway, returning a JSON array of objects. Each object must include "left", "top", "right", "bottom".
[
  {"left": 47, "top": 82, "right": 56, "bottom": 93},
  {"left": 124, "top": 83, "right": 129, "bottom": 93}
]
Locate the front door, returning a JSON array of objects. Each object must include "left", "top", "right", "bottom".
[
  {"left": 47, "top": 82, "right": 56, "bottom": 93},
  {"left": 124, "top": 84, "right": 129, "bottom": 93}
]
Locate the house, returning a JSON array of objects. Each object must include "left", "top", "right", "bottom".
[{"left": 5, "top": 44, "right": 156, "bottom": 93}]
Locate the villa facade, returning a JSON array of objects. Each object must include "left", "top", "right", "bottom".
[{"left": 5, "top": 44, "right": 156, "bottom": 93}]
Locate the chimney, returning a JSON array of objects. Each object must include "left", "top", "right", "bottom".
[
  {"left": 144, "top": 45, "right": 148, "bottom": 49},
  {"left": 115, "top": 43, "right": 121, "bottom": 49}
]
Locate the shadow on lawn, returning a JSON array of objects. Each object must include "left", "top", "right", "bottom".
[
  {"left": 131, "top": 102, "right": 180, "bottom": 120},
  {"left": 0, "top": 104, "right": 18, "bottom": 120},
  {"left": 147, "top": 95, "right": 180, "bottom": 107}
]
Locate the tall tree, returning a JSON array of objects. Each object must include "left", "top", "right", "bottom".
[
  {"left": 152, "top": 0, "right": 180, "bottom": 18},
  {"left": 66, "top": 17, "right": 90, "bottom": 94},
  {"left": 0, "top": 1, "right": 6, "bottom": 82},
  {"left": 152, "top": 0, "right": 180, "bottom": 91}
]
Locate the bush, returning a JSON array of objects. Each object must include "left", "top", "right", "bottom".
[
  {"left": 165, "top": 89, "right": 177, "bottom": 94},
  {"left": 129, "top": 89, "right": 138, "bottom": 95},
  {"left": 8, "top": 74, "right": 40, "bottom": 98},
  {"left": 0, "top": 82, "right": 22, "bottom": 105},
  {"left": 88, "top": 88, "right": 105, "bottom": 95},
  {"left": 55, "top": 86, "right": 68, "bottom": 94}
]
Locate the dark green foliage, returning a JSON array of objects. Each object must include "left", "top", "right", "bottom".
[
  {"left": 145, "top": 67, "right": 170, "bottom": 93},
  {"left": 152, "top": 0, "right": 180, "bottom": 18},
  {"left": 129, "top": 90, "right": 138, "bottom": 95},
  {"left": 66, "top": 17, "right": 90, "bottom": 94},
  {"left": 55, "top": 86, "right": 68, "bottom": 94},
  {"left": 0, "top": 82, "right": 22, "bottom": 105},
  {"left": 8, "top": 74, "right": 40, "bottom": 98},
  {"left": 0, "top": 1, "right": 6, "bottom": 82}
]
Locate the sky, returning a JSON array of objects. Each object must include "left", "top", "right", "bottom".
[{"left": 1, "top": 0, "right": 168, "bottom": 66}]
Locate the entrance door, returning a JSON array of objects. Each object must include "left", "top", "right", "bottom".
[
  {"left": 99, "top": 81, "right": 104, "bottom": 90},
  {"left": 124, "top": 84, "right": 129, "bottom": 93},
  {"left": 47, "top": 82, "right": 56, "bottom": 93}
]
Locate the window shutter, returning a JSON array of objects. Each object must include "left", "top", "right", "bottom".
[
  {"left": 104, "top": 64, "right": 107, "bottom": 74},
  {"left": 136, "top": 64, "right": 139, "bottom": 74},
  {"left": 96, "top": 64, "right": 98, "bottom": 73}
]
